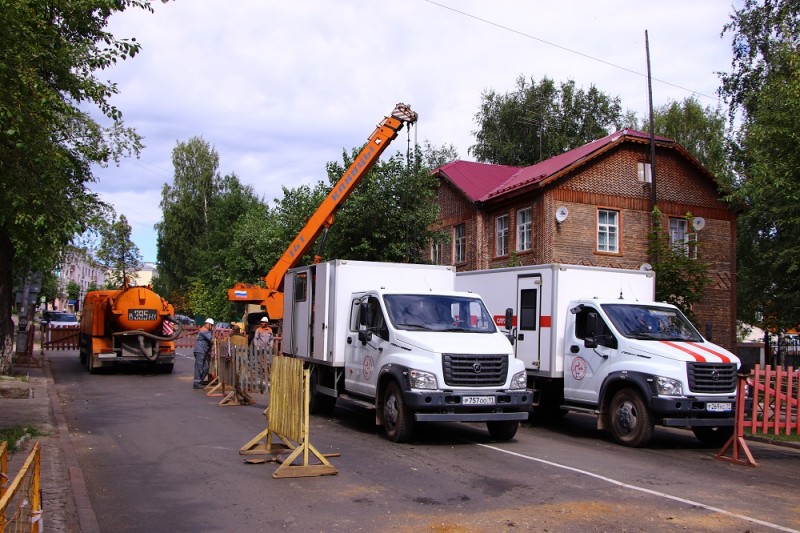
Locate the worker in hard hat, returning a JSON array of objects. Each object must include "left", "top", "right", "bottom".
[
  {"left": 253, "top": 316, "right": 273, "bottom": 351},
  {"left": 193, "top": 318, "right": 215, "bottom": 389}
]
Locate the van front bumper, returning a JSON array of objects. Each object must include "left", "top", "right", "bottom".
[
  {"left": 651, "top": 395, "right": 737, "bottom": 427},
  {"left": 403, "top": 389, "right": 532, "bottom": 422}
]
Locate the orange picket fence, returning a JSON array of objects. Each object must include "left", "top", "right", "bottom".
[{"left": 717, "top": 365, "right": 799, "bottom": 466}]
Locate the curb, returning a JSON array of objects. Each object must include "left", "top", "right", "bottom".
[{"left": 43, "top": 357, "right": 101, "bottom": 533}]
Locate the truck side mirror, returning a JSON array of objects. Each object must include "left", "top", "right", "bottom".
[
  {"left": 504, "top": 307, "right": 516, "bottom": 345},
  {"left": 584, "top": 311, "right": 600, "bottom": 348},
  {"left": 359, "top": 301, "right": 369, "bottom": 326}
]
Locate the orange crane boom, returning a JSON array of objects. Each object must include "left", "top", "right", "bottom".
[{"left": 228, "top": 103, "right": 418, "bottom": 320}]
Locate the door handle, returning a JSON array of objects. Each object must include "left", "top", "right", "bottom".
[
  {"left": 518, "top": 333, "right": 525, "bottom": 341},
  {"left": 570, "top": 345, "right": 580, "bottom": 353},
  {"left": 347, "top": 337, "right": 352, "bottom": 344}
]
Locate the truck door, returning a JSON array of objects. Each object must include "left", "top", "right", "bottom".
[
  {"left": 564, "top": 305, "right": 610, "bottom": 403},
  {"left": 344, "top": 295, "right": 387, "bottom": 397},
  {"left": 515, "top": 275, "right": 542, "bottom": 369},
  {"left": 286, "top": 270, "right": 312, "bottom": 358}
]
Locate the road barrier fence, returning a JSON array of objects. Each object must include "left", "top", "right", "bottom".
[{"left": 0, "top": 441, "right": 42, "bottom": 532}]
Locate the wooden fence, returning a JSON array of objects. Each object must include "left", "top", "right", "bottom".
[
  {"left": 717, "top": 365, "right": 799, "bottom": 466},
  {"left": 0, "top": 442, "right": 42, "bottom": 532},
  {"left": 40, "top": 324, "right": 80, "bottom": 353}
]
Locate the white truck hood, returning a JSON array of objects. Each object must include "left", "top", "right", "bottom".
[
  {"left": 395, "top": 331, "right": 511, "bottom": 355},
  {"left": 626, "top": 339, "right": 738, "bottom": 364}
]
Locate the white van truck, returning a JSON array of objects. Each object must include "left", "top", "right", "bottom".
[
  {"left": 455, "top": 264, "right": 740, "bottom": 447},
  {"left": 282, "top": 260, "right": 531, "bottom": 442}
]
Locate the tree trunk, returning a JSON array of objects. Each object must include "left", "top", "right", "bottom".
[{"left": 0, "top": 232, "right": 16, "bottom": 374}]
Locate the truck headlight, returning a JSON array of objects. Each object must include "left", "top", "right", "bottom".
[
  {"left": 654, "top": 376, "right": 683, "bottom": 396},
  {"left": 408, "top": 369, "right": 438, "bottom": 390},
  {"left": 510, "top": 370, "right": 527, "bottom": 390}
]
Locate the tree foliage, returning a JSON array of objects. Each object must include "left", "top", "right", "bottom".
[
  {"left": 470, "top": 75, "right": 624, "bottom": 165},
  {"left": 0, "top": 0, "right": 154, "bottom": 370},
  {"left": 155, "top": 136, "right": 264, "bottom": 319},
  {"left": 96, "top": 214, "right": 143, "bottom": 287},
  {"left": 640, "top": 97, "right": 732, "bottom": 187},
  {"left": 720, "top": 0, "right": 800, "bottom": 331},
  {"left": 648, "top": 208, "right": 710, "bottom": 324}
]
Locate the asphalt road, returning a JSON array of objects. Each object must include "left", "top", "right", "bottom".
[{"left": 48, "top": 349, "right": 800, "bottom": 533}]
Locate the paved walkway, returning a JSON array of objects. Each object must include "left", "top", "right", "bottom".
[{"left": 0, "top": 354, "right": 97, "bottom": 532}]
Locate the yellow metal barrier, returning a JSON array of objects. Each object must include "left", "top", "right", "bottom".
[
  {"left": 0, "top": 442, "right": 42, "bottom": 532},
  {"left": 240, "top": 355, "right": 338, "bottom": 478}
]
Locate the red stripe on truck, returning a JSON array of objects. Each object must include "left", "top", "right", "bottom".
[
  {"left": 686, "top": 342, "right": 732, "bottom": 363},
  {"left": 660, "top": 340, "right": 706, "bottom": 362}
]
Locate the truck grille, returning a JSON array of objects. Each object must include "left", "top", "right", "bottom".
[
  {"left": 442, "top": 353, "right": 508, "bottom": 387},
  {"left": 687, "top": 363, "right": 737, "bottom": 393}
]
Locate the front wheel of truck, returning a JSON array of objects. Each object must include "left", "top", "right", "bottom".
[
  {"left": 486, "top": 420, "right": 519, "bottom": 441},
  {"left": 383, "top": 381, "right": 414, "bottom": 443},
  {"left": 609, "top": 388, "right": 654, "bottom": 447}
]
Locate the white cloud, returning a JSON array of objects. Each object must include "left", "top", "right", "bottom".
[{"left": 93, "top": 0, "right": 737, "bottom": 261}]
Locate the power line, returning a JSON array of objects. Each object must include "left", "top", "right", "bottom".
[{"left": 422, "top": 0, "right": 720, "bottom": 102}]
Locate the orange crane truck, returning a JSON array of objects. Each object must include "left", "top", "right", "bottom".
[
  {"left": 79, "top": 282, "right": 182, "bottom": 374},
  {"left": 227, "top": 103, "right": 418, "bottom": 324}
]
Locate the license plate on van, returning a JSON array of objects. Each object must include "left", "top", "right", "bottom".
[
  {"left": 707, "top": 402, "right": 732, "bottom": 412},
  {"left": 463, "top": 396, "right": 495, "bottom": 405}
]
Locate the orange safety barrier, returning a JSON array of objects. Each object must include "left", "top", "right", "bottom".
[
  {"left": 0, "top": 442, "right": 42, "bottom": 532},
  {"left": 717, "top": 365, "right": 799, "bottom": 467},
  {"left": 175, "top": 326, "right": 232, "bottom": 350}
]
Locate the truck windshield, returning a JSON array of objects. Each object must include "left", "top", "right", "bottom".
[
  {"left": 383, "top": 294, "right": 497, "bottom": 333},
  {"left": 602, "top": 304, "right": 703, "bottom": 342}
]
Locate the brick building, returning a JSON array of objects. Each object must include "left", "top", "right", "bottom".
[{"left": 431, "top": 130, "right": 737, "bottom": 351}]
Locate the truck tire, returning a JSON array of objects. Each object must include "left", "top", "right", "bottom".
[
  {"left": 383, "top": 381, "right": 414, "bottom": 443},
  {"left": 609, "top": 388, "right": 654, "bottom": 447},
  {"left": 692, "top": 425, "right": 734, "bottom": 447},
  {"left": 486, "top": 420, "right": 519, "bottom": 441},
  {"left": 308, "top": 366, "right": 336, "bottom": 415}
]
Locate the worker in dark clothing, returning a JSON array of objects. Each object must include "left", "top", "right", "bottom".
[{"left": 193, "top": 318, "right": 215, "bottom": 389}]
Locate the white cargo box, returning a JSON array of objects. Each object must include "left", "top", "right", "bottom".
[
  {"left": 456, "top": 264, "right": 655, "bottom": 376},
  {"left": 283, "top": 260, "right": 457, "bottom": 365}
]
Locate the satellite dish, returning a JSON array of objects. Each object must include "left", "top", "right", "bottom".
[
  {"left": 692, "top": 217, "right": 706, "bottom": 231},
  {"left": 639, "top": 263, "right": 653, "bottom": 272},
  {"left": 555, "top": 206, "right": 569, "bottom": 223}
]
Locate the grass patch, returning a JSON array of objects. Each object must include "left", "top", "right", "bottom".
[
  {"left": 0, "top": 425, "right": 43, "bottom": 452},
  {"left": 744, "top": 427, "right": 800, "bottom": 443}
]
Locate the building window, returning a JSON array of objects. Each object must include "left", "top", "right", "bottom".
[
  {"left": 495, "top": 214, "right": 509, "bottom": 257},
  {"left": 669, "top": 217, "right": 696, "bottom": 257},
  {"left": 516, "top": 207, "right": 532, "bottom": 252},
  {"left": 637, "top": 162, "right": 652, "bottom": 183},
  {"left": 597, "top": 209, "right": 619, "bottom": 253},
  {"left": 431, "top": 241, "right": 442, "bottom": 265},
  {"left": 453, "top": 224, "right": 466, "bottom": 263}
]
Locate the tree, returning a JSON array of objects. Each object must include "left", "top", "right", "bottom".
[
  {"left": 470, "top": 75, "right": 624, "bottom": 165},
  {"left": 640, "top": 97, "right": 732, "bottom": 186},
  {"left": 0, "top": 0, "right": 154, "bottom": 371},
  {"left": 648, "top": 208, "right": 710, "bottom": 324},
  {"left": 325, "top": 148, "right": 443, "bottom": 262},
  {"left": 96, "top": 214, "right": 143, "bottom": 287},
  {"left": 720, "top": 0, "right": 800, "bottom": 332}
]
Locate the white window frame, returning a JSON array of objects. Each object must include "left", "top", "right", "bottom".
[
  {"left": 637, "top": 162, "right": 652, "bottom": 183},
  {"left": 516, "top": 207, "right": 532, "bottom": 252},
  {"left": 495, "top": 214, "right": 509, "bottom": 257},
  {"left": 431, "top": 241, "right": 442, "bottom": 265},
  {"left": 669, "top": 218, "right": 696, "bottom": 258},
  {"left": 597, "top": 209, "right": 619, "bottom": 253},
  {"left": 453, "top": 224, "right": 466, "bottom": 264}
]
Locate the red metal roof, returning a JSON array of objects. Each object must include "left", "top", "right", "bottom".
[{"left": 436, "top": 130, "right": 675, "bottom": 202}]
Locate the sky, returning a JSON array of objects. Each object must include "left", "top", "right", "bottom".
[{"left": 93, "top": 0, "right": 739, "bottom": 262}]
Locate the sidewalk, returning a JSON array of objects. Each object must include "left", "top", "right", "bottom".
[{"left": 0, "top": 354, "right": 98, "bottom": 532}]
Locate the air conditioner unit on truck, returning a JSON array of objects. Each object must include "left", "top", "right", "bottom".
[
  {"left": 79, "top": 283, "right": 182, "bottom": 374},
  {"left": 455, "top": 264, "right": 740, "bottom": 447},
  {"left": 282, "top": 260, "right": 532, "bottom": 443}
]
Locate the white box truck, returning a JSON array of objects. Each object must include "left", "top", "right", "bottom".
[
  {"left": 455, "top": 264, "right": 740, "bottom": 447},
  {"left": 282, "top": 260, "right": 531, "bottom": 442}
]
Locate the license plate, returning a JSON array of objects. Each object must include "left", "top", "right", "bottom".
[
  {"left": 462, "top": 396, "right": 495, "bottom": 405},
  {"left": 707, "top": 402, "right": 732, "bottom": 412},
  {"left": 128, "top": 309, "right": 157, "bottom": 321}
]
